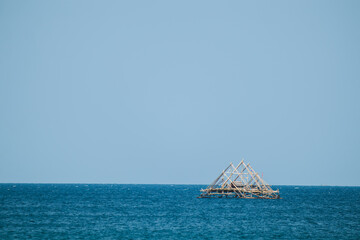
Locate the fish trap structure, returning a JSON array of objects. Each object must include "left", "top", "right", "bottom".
[{"left": 198, "top": 160, "right": 280, "bottom": 199}]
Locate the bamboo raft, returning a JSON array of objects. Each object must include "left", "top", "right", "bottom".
[{"left": 198, "top": 160, "right": 280, "bottom": 199}]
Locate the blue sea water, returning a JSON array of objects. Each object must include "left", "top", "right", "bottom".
[{"left": 0, "top": 184, "right": 359, "bottom": 239}]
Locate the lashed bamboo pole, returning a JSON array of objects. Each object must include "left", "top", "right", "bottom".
[
  {"left": 206, "top": 163, "right": 232, "bottom": 189},
  {"left": 198, "top": 160, "right": 280, "bottom": 199},
  {"left": 221, "top": 162, "right": 242, "bottom": 188}
]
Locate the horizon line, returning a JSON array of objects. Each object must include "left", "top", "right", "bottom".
[{"left": 0, "top": 182, "right": 359, "bottom": 187}]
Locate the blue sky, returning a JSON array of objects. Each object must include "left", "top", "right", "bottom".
[{"left": 1, "top": 0, "right": 359, "bottom": 185}]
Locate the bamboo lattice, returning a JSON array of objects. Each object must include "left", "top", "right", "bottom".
[{"left": 198, "top": 160, "right": 280, "bottom": 199}]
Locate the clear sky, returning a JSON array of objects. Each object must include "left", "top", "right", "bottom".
[{"left": 1, "top": 0, "right": 359, "bottom": 185}]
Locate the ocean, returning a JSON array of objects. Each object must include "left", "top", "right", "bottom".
[{"left": 0, "top": 184, "right": 359, "bottom": 239}]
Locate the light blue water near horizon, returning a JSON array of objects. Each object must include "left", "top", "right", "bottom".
[{"left": 1, "top": 184, "right": 359, "bottom": 239}]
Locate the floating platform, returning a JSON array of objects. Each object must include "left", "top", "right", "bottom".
[{"left": 198, "top": 160, "right": 280, "bottom": 199}]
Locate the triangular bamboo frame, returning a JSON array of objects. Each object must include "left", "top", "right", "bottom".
[{"left": 198, "top": 160, "right": 280, "bottom": 199}]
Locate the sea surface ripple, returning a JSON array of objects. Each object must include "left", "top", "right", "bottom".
[{"left": 0, "top": 184, "right": 359, "bottom": 239}]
